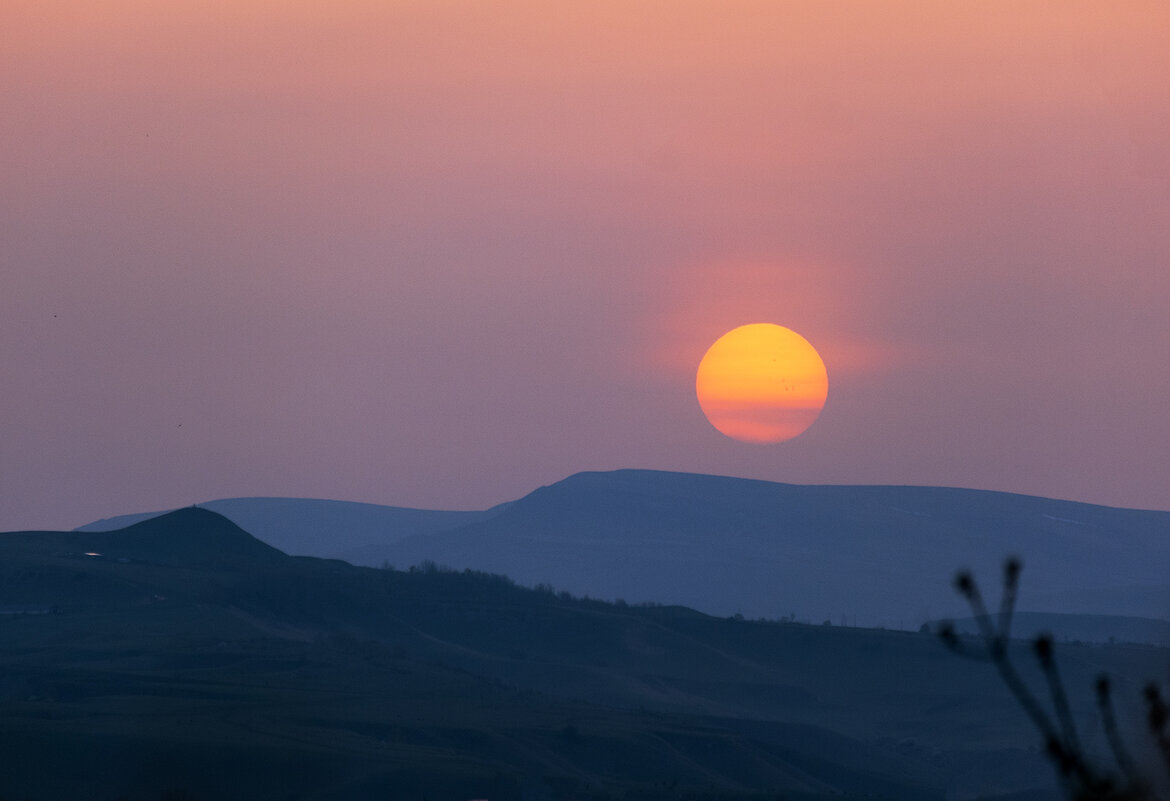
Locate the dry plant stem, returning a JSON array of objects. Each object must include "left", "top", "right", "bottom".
[
  {"left": 1037, "top": 636, "right": 1088, "bottom": 767},
  {"left": 943, "top": 559, "right": 1169, "bottom": 800},
  {"left": 992, "top": 635, "right": 1063, "bottom": 747},
  {"left": 953, "top": 565, "right": 1061, "bottom": 746},
  {"left": 954, "top": 563, "right": 1096, "bottom": 791},
  {"left": 998, "top": 557, "right": 1022, "bottom": 641},
  {"left": 1146, "top": 684, "right": 1170, "bottom": 781},
  {"left": 954, "top": 570, "right": 997, "bottom": 643},
  {"left": 1097, "top": 676, "right": 1141, "bottom": 788}
]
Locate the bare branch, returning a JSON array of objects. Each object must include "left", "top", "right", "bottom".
[
  {"left": 939, "top": 561, "right": 1168, "bottom": 801},
  {"left": 1033, "top": 632, "right": 1086, "bottom": 762},
  {"left": 998, "top": 556, "right": 1022, "bottom": 641},
  {"left": 1096, "top": 675, "right": 1142, "bottom": 788}
]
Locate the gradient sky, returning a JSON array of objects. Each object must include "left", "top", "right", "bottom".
[{"left": 4, "top": 2, "right": 1169, "bottom": 531}]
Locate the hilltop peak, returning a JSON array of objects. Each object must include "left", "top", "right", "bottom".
[
  {"left": 130, "top": 504, "right": 232, "bottom": 524},
  {"left": 82, "top": 505, "right": 287, "bottom": 568},
  {"left": 123, "top": 505, "right": 240, "bottom": 529}
]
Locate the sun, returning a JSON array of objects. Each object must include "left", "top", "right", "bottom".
[{"left": 695, "top": 324, "right": 828, "bottom": 444}]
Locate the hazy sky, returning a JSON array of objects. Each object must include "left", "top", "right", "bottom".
[{"left": 4, "top": 2, "right": 1169, "bottom": 531}]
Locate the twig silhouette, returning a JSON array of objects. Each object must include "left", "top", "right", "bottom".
[
  {"left": 938, "top": 558, "right": 1167, "bottom": 801},
  {"left": 1144, "top": 683, "right": 1170, "bottom": 783},
  {"left": 1098, "top": 675, "right": 1141, "bottom": 788}
]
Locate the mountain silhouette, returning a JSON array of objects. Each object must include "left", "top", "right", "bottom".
[
  {"left": 77, "top": 470, "right": 1170, "bottom": 626},
  {"left": 73, "top": 506, "right": 287, "bottom": 568},
  {"left": 372, "top": 470, "right": 1170, "bottom": 624},
  {"left": 78, "top": 497, "right": 496, "bottom": 563},
  {"left": 5, "top": 506, "right": 1168, "bottom": 799}
]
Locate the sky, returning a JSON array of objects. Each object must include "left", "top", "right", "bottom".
[{"left": 3, "top": 1, "right": 1169, "bottom": 531}]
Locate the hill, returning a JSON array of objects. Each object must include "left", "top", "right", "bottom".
[
  {"left": 78, "top": 497, "right": 498, "bottom": 564},
  {"left": 6, "top": 509, "right": 1168, "bottom": 799},
  {"left": 82, "top": 470, "right": 1170, "bottom": 627},
  {"left": 388, "top": 470, "right": 1170, "bottom": 625}
]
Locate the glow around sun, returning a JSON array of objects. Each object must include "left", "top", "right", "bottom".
[{"left": 695, "top": 324, "right": 828, "bottom": 444}]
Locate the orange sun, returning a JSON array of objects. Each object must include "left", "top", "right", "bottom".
[{"left": 695, "top": 324, "right": 828, "bottom": 444}]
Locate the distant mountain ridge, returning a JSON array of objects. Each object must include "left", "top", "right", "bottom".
[{"left": 75, "top": 469, "right": 1170, "bottom": 628}]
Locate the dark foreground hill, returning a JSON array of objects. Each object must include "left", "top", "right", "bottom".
[
  {"left": 78, "top": 497, "right": 496, "bottom": 564},
  {"left": 80, "top": 470, "right": 1170, "bottom": 627},
  {"left": 4, "top": 509, "right": 1168, "bottom": 800}
]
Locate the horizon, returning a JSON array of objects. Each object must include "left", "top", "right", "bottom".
[
  {"left": 60, "top": 469, "right": 1170, "bottom": 631},
  {"left": 57, "top": 466, "right": 1170, "bottom": 535},
  {"left": 5, "top": 3, "right": 1169, "bottom": 531}
]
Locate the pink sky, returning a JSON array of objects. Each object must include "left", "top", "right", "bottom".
[{"left": 3, "top": 2, "right": 1169, "bottom": 530}]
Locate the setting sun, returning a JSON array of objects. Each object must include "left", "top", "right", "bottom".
[{"left": 695, "top": 324, "right": 829, "bottom": 444}]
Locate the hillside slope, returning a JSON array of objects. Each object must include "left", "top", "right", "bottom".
[
  {"left": 7, "top": 509, "right": 1168, "bottom": 799},
  {"left": 75, "top": 470, "right": 1170, "bottom": 627},
  {"left": 379, "top": 470, "right": 1170, "bottom": 625}
]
